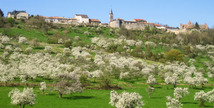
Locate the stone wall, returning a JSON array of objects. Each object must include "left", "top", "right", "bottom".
[
  {"left": 122, "top": 22, "right": 154, "bottom": 30},
  {"left": 109, "top": 20, "right": 121, "bottom": 28}
]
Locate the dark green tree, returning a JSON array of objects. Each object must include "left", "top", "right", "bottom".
[
  {"left": 195, "top": 22, "right": 200, "bottom": 29},
  {"left": 7, "top": 18, "right": 15, "bottom": 27},
  {"left": 0, "top": 9, "right": 4, "bottom": 17}
]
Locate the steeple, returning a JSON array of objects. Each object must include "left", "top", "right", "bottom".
[
  {"left": 188, "top": 20, "right": 192, "bottom": 25},
  {"left": 110, "top": 9, "right": 113, "bottom": 14},
  {"left": 109, "top": 9, "right": 113, "bottom": 24}
]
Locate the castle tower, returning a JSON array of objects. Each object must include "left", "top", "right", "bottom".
[{"left": 109, "top": 9, "right": 113, "bottom": 24}]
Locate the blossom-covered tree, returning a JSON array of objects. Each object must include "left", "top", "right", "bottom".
[
  {"left": 194, "top": 91, "right": 208, "bottom": 107},
  {"left": 194, "top": 89, "right": 214, "bottom": 107},
  {"left": 109, "top": 90, "right": 144, "bottom": 108},
  {"left": 18, "top": 37, "right": 28, "bottom": 44},
  {"left": 54, "top": 72, "right": 82, "bottom": 98},
  {"left": 146, "top": 75, "right": 157, "bottom": 87},
  {"left": 166, "top": 96, "right": 183, "bottom": 108},
  {"left": 40, "top": 81, "right": 47, "bottom": 94},
  {"left": 207, "top": 89, "right": 214, "bottom": 104},
  {"left": 165, "top": 73, "right": 180, "bottom": 89},
  {"left": 44, "top": 46, "right": 53, "bottom": 54},
  {"left": 173, "top": 87, "right": 189, "bottom": 101},
  {"left": 146, "top": 86, "right": 155, "bottom": 98},
  {"left": 8, "top": 88, "right": 36, "bottom": 108}
]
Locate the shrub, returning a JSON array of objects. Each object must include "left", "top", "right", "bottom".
[
  {"left": 30, "top": 38, "right": 40, "bottom": 48},
  {"left": 25, "top": 47, "right": 33, "bottom": 54},
  {"left": 164, "top": 49, "right": 183, "bottom": 62},
  {"left": 64, "top": 39, "right": 72, "bottom": 48},
  {"left": 47, "top": 37, "right": 58, "bottom": 44},
  {"left": 44, "top": 46, "right": 52, "bottom": 53},
  {"left": 58, "top": 38, "right": 64, "bottom": 44}
]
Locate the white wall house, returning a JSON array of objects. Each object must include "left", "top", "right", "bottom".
[
  {"left": 74, "top": 14, "right": 89, "bottom": 24},
  {"left": 8, "top": 10, "right": 29, "bottom": 19},
  {"left": 42, "top": 16, "right": 77, "bottom": 24}
]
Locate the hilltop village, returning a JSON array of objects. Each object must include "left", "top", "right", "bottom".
[{"left": 7, "top": 9, "right": 209, "bottom": 33}]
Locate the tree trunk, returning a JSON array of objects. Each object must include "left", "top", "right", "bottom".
[
  {"left": 59, "top": 93, "right": 62, "bottom": 98},
  {"left": 4, "top": 82, "right": 7, "bottom": 86},
  {"left": 26, "top": 82, "right": 29, "bottom": 87},
  {"left": 201, "top": 83, "right": 204, "bottom": 89},
  {"left": 166, "top": 85, "right": 169, "bottom": 89},
  {"left": 173, "top": 83, "right": 176, "bottom": 88},
  {"left": 19, "top": 104, "right": 22, "bottom": 108},
  {"left": 22, "top": 104, "right": 25, "bottom": 108},
  {"left": 42, "top": 90, "right": 44, "bottom": 95},
  {"left": 199, "top": 100, "right": 205, "bottom": 107}
]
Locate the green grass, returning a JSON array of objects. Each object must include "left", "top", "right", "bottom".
[
  {"left": 1, "top": 83, "right": 213, "bottom": 108},
  {"left": 0, "top": 28, "right": 47, "bottom": 42}
]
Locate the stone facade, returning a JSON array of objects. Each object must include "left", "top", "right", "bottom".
[
  {"left": 8, "top": 10, "right": 29, "bottom": 19},
  {"left": 180, "top": 21, "right": 209, "bottom": 30},
  {"left": 109, "top": 9, "right": 154, "bottom": 30}
]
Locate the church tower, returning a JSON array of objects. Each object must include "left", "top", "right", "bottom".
[{"left": 109, "top": 9, "right": 113, "bottom": 24}]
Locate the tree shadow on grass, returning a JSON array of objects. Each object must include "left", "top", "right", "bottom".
[
  {"left": 63, "top": 96, "right": 95, "bottom": 100},
  {"left": 193, "top": 88, "right": 205, "bottom": 90},
  {"left": 151, "top": 97, "right": 162, "bottom": 99},
  {"left": 204, "top": 105, "right": 214, "bottom": 108},
  {"left": 154, "top": 86, "right": 162, "bottom": 89},
  {"left": 182, "top": 102, "right": 197, "bottom": 104},
  {"left": 48, "top": 93, "right": 56, "bottom": 96}
]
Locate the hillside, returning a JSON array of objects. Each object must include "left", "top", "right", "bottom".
[{"left": 0, "top": 17, "right": 214, "bottom": 108}]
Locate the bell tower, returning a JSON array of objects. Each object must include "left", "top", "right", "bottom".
[{"left": 109, "top": 9, "right": 113, "bottom": 24}]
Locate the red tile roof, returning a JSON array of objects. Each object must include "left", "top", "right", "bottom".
[
  {"left": 134, "top": 19, "right": 147, "bottom": 22},
  {"left": 90, "top": 19, "right": 101, "bottom": 22},
  {"left": 75, "top": 14, "right": 89, "bottom": 18},
  {"left": 42, "top": 16, "right": 68, "bottom": 19},
  {"left": 154, "top": 24, "right": 162, "bottom": 27}
]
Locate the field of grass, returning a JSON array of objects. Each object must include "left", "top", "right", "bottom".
[{"left": 0, "top": 81, "right": 213, "bottom": 108}]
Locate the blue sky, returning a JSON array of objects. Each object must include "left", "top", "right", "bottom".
[{"left": 0, "top": 0, "right": 214, "bottom": 28}]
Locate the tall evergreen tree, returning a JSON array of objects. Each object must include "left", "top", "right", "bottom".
[
  {"left": 0, "top": 9, "right": 4, "bottom": 17},
  {"left": 195, "top": 22, "right": 200, "bottom": 29}
]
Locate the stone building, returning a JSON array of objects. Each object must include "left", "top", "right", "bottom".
[
  {"left": 7, "top": 10, "right": 29, "bottom": 19},
  {"left": 180, "top": 21, "right": 209, "bottom": 30},
  {"left": 74, "top": 14, "right": 89, "bottom": 24},
  {"left": 89, "top": 19, "right": 101, "bottom": 26},
  {"left": 109, "top": 9, "right": 154, "bottom": 30}
]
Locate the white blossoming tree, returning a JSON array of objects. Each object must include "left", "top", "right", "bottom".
[
  {"left": 146, "top": 75, "right": 157, "bottom": 87},
  {"left": 44, "top": 46, "right": 53, "bottom": 54},
  {"left": 54, "top": 72, "right": 82, "bottom": 98},
  {"left": 146, "top": 86, "right": 155, "bottom": 98},
  {"left": 166, "top": 96, "right": 183, "bottom": 108},
  {"left": 194, "top": 89, "right": 214, "bottom": 107},
  {"left": 109, "top": 90, "right": 144, "bottom": 108},
  {"left": 207, "top": 89, "right": 214, "bottom": 104},
  {"left": 173, "top": 87, "right": 189, "bottom": 101},
  {"left": 194, "top": 91, "right": 208, "bottom": 107},
  {"left": 165, "top": 73, "right": 180, "bottom": 89},
  {"left": 18, "top": 37, "right": 28, "bottom": 44},
  {"left": 8, "top": 88, "right": 36, "bottom": 108},
  {"left": 40, "top": 81, "right": 47, "bottom": 95}
]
